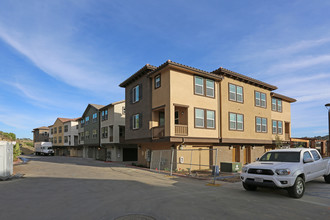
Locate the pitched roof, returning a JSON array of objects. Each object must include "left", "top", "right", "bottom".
[
  {"left": 58, "top": 118, "right": 75, "bottom": 123},
  {"left": 271, "top": 92, "right": 296, "bottom": 103},
  {"left": 147, "top": 60, "right": 223, "bottom": 81},
  {"left": 100, "top": 100, "right": 125, "bottom": 110},
  {"left": 89, "top": 104, "right": 105, "bottom": 110},
  {"left": 119, "top": 64, "right": 157, "bottom": 87},
  {"left": 33, "top": 126, "right": 49, "bottom": 131},
  {"left": 212, "top": 67, "right": 278, "bottom": 91}
]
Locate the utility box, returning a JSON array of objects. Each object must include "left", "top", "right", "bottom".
[
  {"left": 0, "top": 141, "right": 13, "bottom": 178},
  {"left": 212, "top": 165, "right": 220, "bottom": 176},
  {"left": 220, "top": 162, "right": 242, "bottom": 172}
]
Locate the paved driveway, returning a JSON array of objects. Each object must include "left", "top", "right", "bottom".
[{"left": 1, "top": 156, "right": 329, "bottom": 220}]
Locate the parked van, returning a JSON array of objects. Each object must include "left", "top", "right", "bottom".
[{"left": 34, "top": 142, "right": 54, "bottom": 156}]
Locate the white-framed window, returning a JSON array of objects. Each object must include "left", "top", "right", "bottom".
[
  {"left": 206, "top": 79, "right": 215, "bottom": 97},
  {"left": 132, "top": 85, "right": 140, "bottom": 103},
  {"left": 256, "top": 117, "right": 267, "bottom": 133},
  {"left": 229, "top": 84, "right": 243, "bottom": 103},
  {"left": 64, "top": 125, "right": 68, "bottom": 132},
  {"left": 255, "top": 91, "right": 266, "bottom": 108},
  {"left": 272, "top": 120, "right": 283, "bottom": 134},
  {"left": 133, "top": 114, "right": 140, "bottom": 129},
  {"left": 195, "top": 108, "right": 204, "bottom": 128},
  {"left": 102, "top": 110, "right": 108, "bottom": 121},
  {"left": 272, "top": 98, "right": 282, "bottom": 112},
  {"left": 64, "top": 136, "right": 68, "bottom": 143},
  {"left": 59, "top": 126, "right": 62, "bottom": 133},
  {"left": 92, "top": 113, "right": 97, "bottom": 122},
  {"left": 206, "top": 110, "right": 215, "bottom": 128},
  {"left": 194, "top": 76, "right": 204, "bottom": 95},
  {"left": 92, "top": 129, "right": 97, "bottom": 138},
  {"left": 155, "top": 75, "right": 161, "bottom": 89},
  {"left": 85, "top": 131, "right": 90, "bottom": 139},
  {"left": 229, "top": 113, "right": 243, "bottom": 131},
  {"left": 102, "top": 127, "right": 108, "bottom": 138},
  {"left": 85, "top": 116, "right": 90, "bottom": 124}
]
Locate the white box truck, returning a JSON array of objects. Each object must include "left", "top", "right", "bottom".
[{"left": 34, "top": 142, "right": 54, "bottom": 156}]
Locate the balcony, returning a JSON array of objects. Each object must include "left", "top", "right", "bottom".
[
  {"left": 152, "top": 126, "right": 165, "bottom": 139},
  {"left": 175, "top": 124, "right": 188, "bottom": 136}
]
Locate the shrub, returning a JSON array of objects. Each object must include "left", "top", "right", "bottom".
[{"left": 13, "top": 143, "right": 21, "bottom": 161}]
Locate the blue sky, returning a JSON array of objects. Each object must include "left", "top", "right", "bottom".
[{"left": 0, "top": 0, "right": 330, "bottom": 138}]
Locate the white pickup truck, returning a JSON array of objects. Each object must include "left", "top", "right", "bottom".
[{"left": 240, "top": 148, "right": 330, "bottom": 198}]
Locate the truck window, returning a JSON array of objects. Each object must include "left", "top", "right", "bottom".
[
  {"left": 303, "top": 152, "right": 313, "bottom": 161},
  {"left": 260, "top": 152, "right": 300, "bottom": 162},
  {"left": 311, "top": 150, "right": 320, "bottom": 161},
  {"left": 48, "top": 147, "right": 52, "bottom": 150}
]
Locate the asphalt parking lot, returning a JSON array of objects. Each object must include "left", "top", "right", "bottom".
[{"left": 1, "top": 156, "right": 329, "bottom": 220}]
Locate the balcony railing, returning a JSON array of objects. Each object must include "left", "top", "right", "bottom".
[
  {"left": 175, "top": 125, "right": 188, "bottom": 136},
  {"left": 152, "top": 126, "right": 165, "bottom": 139}
]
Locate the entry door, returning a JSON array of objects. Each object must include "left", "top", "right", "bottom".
[
  {"left": 243, "top": 147, "right": 251, "bottom": 164},
  {"left": 232, "top": 146, "right": 240, "bottom": 162}
]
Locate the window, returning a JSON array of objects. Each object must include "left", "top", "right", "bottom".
[
  {"left": 229, "top": 113, "right": 244, "bottom": 131},
  {"left": 85, "top": 116, "right": 90, "bottom": 125},
  {"left": 194, "top": 76, "right": 204, "bottom": 95},
  {"left": 194, "top": 76, "right": 215, "bottom": 98},
  {"left": 59, "top": 126, "right": 62, "bottom": 133},
  {"left": 76, "top": 125, "right": 78, "bottom": 129},
  {"left": 206, "top": 110, "right": 215, "bottom": 128},
  {"left": 175, "top": 111, "right": 179, "bottom": 125},
  {"left": 85, "top": 131, "right": 90, "bottom": 139},
  {"left": 50, "top": 128, "right": 53, "bottom": 134},
  {"left": 206, "top": 79, "right": 215, "bottom": 97},
  {"left": 229, "top": 84, "right": 243, "bottom": 103},
  {"left": 272, "top": 98, "right": 282, "bottom": 112},
  {"left": 102, "top": 110, "right": 108, "bottom": 121},
  {"left": 58, "top": 136, "right": 62, "bottom": 143},
  {"left": 159, "top": 111, "right": 165, "bottom": 126},
  {"left": 256, "top": 117, "right": 267, "bottom": 133},
  {"left": 54, "top": 137, "right": 57, "bottom": 144},
  {"left": 64, "top": 125, "right": 68, "bottom": 132},
  {"left": 64, "top": 136, "right": 68, "bottom": 143},
  {"left": 272, "top": 120, "right": 283, "bottom": 134},
  {"left": 109, "top": 126, "right": 114, "bottom": 142},
  {"left": 92, "top": 113, "right": 98, "bottom": 123},
  {"left": 102, "top": 127, "right": 108, "bottom": 138},
  {"left": 155, "top": 75, "right": 161, "bottom": 89},
  {"left": 54, "top": 127, "right": 57, "bottom": 134},
  {"left": 92, "top": 129, "right": 97, "bottom": 138},
  {"left": 50, "top": 138, "right": 53, "bottom": 143},
  {"left": 195, "top": 108, "right": 204, "bottom": 128},
  {"left": 132, "top": 85, "right": 140, "bottom": 103},
  {"left": 195, "top": 108, "right": 215, "bottom": 129},
  {"left": 132, "top": 114, "right": 140, "bottom": 129},
  {"left": 255, "top": 91, "right": 266, "bottom": 108},
  {"left": 80, "top": 132, "right": 84, "bottom": 141},
  {"left": 81, "top": 119, "right": 85, "bottom": 128},
  {"left": 303, "top": 152, "right": 313, "bottom": 161},
  {"left": 311, "top": 150, "right": 320, "bottom": 161}
]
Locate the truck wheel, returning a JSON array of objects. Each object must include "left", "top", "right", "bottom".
[
  {"left": 324, "top": 174, "right": 330, "bottom": 183},
  {"left": 288, "top": 177, "right": 305, "bottom": 198},
  {"left": 243, "top": 182, "right": 257, "bottom": 191}
]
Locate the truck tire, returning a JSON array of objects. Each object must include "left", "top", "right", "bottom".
[
  {"left": 243, "top": 182, "right": 257, "bottom": 191},
  {"left": 324, "top": 174, "right": 330, "bottom": 183},
  {"left": 288, "top": 177, "right": 305, "bottom": 198}
]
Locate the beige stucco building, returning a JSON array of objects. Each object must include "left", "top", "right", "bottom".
[{"left": 120, "top": 60, "right": 296, "bottom": 170}]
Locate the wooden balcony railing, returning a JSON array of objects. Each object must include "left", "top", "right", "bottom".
[
  {"left": 175, "top": 125, "right": 188, "bottom": 136},
  {"left": 152, "top": 126, "right": 165, "bottom": 139}
]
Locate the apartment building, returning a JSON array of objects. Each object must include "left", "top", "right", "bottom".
[
  {"left": 80, "top": 104, "right": 104, "bottom": 159},
  {"left": 120, "top": 60, "right": 296, "bottom": 168},
  {"left": 49, "top": 118, "right": 77, "bottom": 156},
  {"left": 32, "top": 126, "right": 49, "bottom": 143},
  {"left": 63, "top": 118, "right": 81, "bottom": 157},
  {"left": 99, "top": 101, "right": 137, "bottom": 161}
]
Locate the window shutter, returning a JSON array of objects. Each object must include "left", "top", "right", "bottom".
[
  {"left": 139, "top": 84, "right": 143, "bottom": 100},
  {"left": 130, "top": 115, "right": 133, "bottom": 130},
  {"left": 130, "top": 88, "right": 133, "bottom": 104},
  {"left": 139, "top": 113, "right": 143, "bottom": 128}
]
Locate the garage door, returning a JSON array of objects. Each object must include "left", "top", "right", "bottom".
[{"left": 123, "top": 148, "right": 137, "bottom": 161}]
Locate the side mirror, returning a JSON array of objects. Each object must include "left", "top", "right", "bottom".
[
  {"left": 303, "top": 158, "right": 314, "bottom": 163},
  {"left": 256, "top": 157, "right": 260, "bottom": 161}
]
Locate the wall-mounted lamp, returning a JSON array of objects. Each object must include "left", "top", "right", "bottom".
[
  {"left": 252, "top": 145, "right": 255, "bottom": 150},
  {"left": 181, "top": 111, "right": 184, "bottom": 115},
  {"left": 229, "top": 145, "right": 233, "bottom": 150},
  {"left": 138, "top": 145, "right": 141, "bottom": 150},
  {"left": 241, "top": 145, "right": 245, "bottom": 150}
]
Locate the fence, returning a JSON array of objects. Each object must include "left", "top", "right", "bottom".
[{"left": 150, "top": 148, "right": 220, "bottom": 183}]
